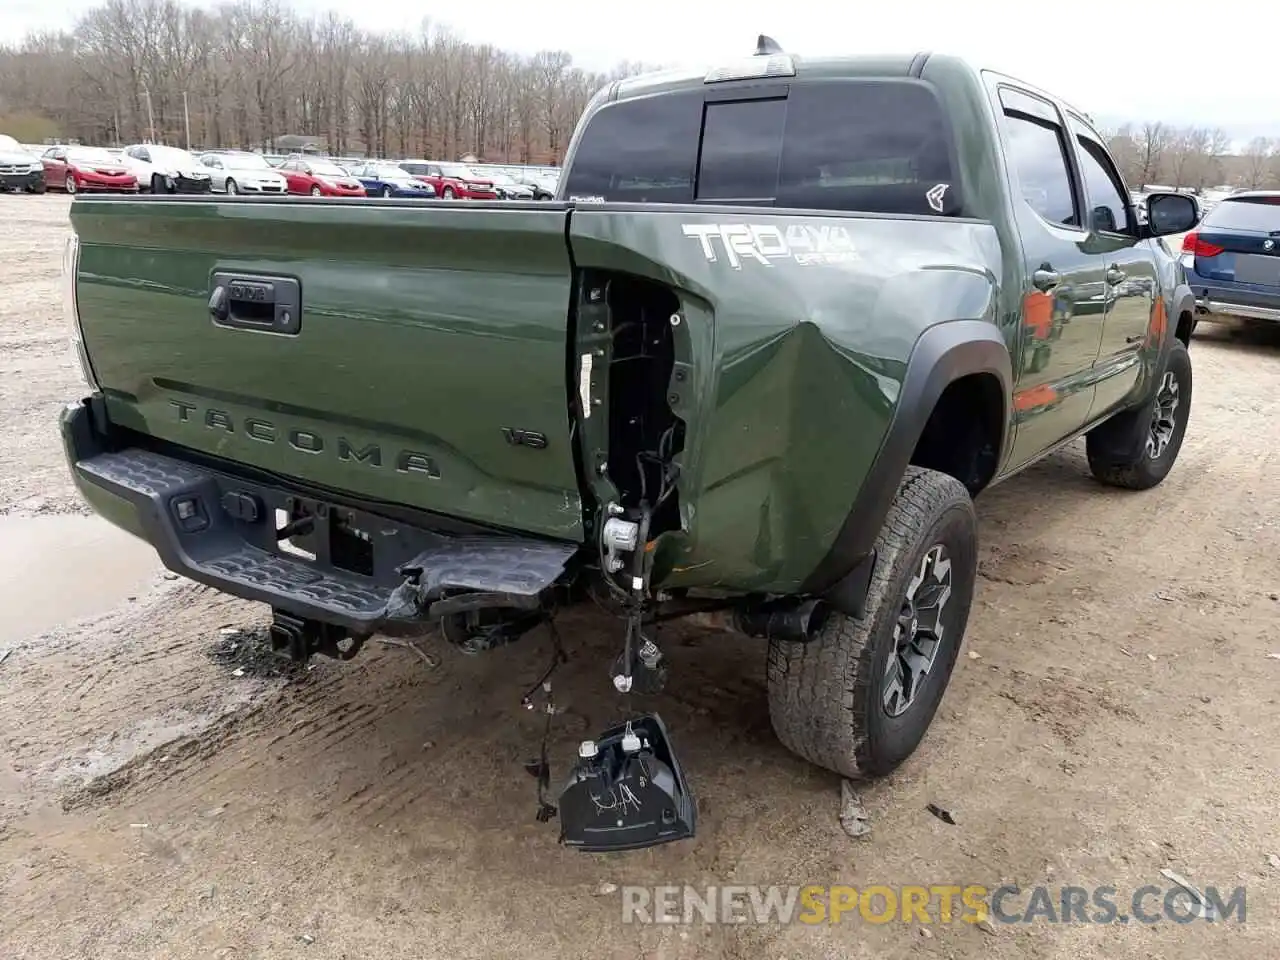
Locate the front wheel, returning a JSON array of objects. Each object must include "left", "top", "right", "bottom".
[
  {"left": 767, "top": 466, "right": 978, "bottom": 780},
  {"left": 442, "top": 186, "right": 455, "bottom": 199},
  {"left": 310, "top": 185, "right": 322, "bottom": 196},
  {"left": 150, "top": 173, "right": 167, "bottom": 194},
  {"left": 226, "top": 178, "right": 238, "bottom": 195},
  {"left": 382, "top": 185, "right": 392, "bottom": 198},
  {"left": 1086, "top": 338, "right": 1192, "bottom": 490}
]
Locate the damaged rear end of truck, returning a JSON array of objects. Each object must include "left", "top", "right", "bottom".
[{"left": 61, "top": 43, "right": 1010, "bottom": 850}]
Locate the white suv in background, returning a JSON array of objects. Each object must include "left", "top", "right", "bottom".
[{"left": 120, "top": 144, "right": 213, "bottom": 194}]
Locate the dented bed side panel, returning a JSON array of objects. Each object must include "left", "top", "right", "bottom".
[{"left": 569, "top": 205, "right": 1004, "bottom": 592}]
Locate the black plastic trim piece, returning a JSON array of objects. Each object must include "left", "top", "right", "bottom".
[{"left": 800, "top": 320, "right": 1012, "bottom": 596}]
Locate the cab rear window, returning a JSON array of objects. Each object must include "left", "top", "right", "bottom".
[{"left": 563, "top": 79, "right": 961, "bottom": 217}]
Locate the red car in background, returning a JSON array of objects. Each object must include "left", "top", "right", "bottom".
[
  {"left": 278, "top": 156, "right": 367, "bottom": 197},
  {"left": 42, "top": 146, "right": 138, "bottom": 193},
  {"left": 398, "top": 160, "right": 498, "bottom": 199}
]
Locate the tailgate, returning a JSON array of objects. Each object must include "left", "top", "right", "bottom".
[{"left": 71, "top": 197, "right": 584, "bottom": 541}]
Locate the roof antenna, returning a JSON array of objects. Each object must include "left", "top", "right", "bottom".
[{"left": 755, "top": 34, "right": 783, "bottom": 56}]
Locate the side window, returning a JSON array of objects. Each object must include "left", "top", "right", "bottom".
[
  {"left": 1001, "top": 109, "right": 1080, "bottom": 228},
  {"left": 138, "top": 149, "right": 150, "bottom": 163},
  {"left": 1073, "top": 133, "right": 1131, "bottom": 235},
  {"left": 561, "top": 91, "right": 702, "bottom": 203}
]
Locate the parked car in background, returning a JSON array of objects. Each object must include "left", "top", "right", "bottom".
[
  {"left": 518, "top": 173, "right": 558, "bottom": 200},
  {"left": 120, "top": 144, "right": 213, "bottom": 194},
  {"left": 199, "top": 151, "right": 289, "bottom": 194},
  {"left": 1181, "top": 190, "right": 1280, "bottom": 327},
  {"left": 276, "top": 156, "right": 366, "bottom": 197},
  {"left": 485, "top": 170, "right": 534, "bottom": 200},
  {"left": 350, "top": 161, "right": 437, "bottom": 198},
  {"left": 397, "top": 159, "right": 497, "bottom": 199},
  {"left": 0, "top": 133, "right": 46, "bottom": 193},
  {"left": 42, "top": 146, "right": 138, "bottom": 194}
]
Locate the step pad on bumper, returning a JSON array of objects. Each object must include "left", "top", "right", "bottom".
[{"left": 73, "top": 447, "right": 576, "bottom": 632}]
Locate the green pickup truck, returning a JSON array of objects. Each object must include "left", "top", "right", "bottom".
[{"left": 60, "top": 40, "right": 1200, "bottom": 848}]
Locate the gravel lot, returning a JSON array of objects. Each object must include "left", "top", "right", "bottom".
[{"left": 2, "top": 194, "right": 1279, "bottom": 960}]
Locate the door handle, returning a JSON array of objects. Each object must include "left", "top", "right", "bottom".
[
  {"left": 209, "top": 272, "right": 302, "bottom": 334},
  {"left": 1032, "top": 268, "right": 1060, "bottom": 292},
  {"left": 1106, "top": 265, "right": 1127, "bottom": 285}
]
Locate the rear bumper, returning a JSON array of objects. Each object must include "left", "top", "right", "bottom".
[
  {"left": 1183, "top": 256, "right": 1280, "bottom": 321},
  {"left": 1196, "top": 298, "right": 1280, "bottom": 322},
  {"left": 61, "top": 398, "right": 577, "bottom": 634}
]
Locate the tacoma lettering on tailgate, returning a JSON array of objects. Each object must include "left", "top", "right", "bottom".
[{"left": 169, "top": 400, "right": 441, "bottom": 477}]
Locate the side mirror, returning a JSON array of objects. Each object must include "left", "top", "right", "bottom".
[{"left": 1145, "top": 192, "right": 1199, "bottom": 237}]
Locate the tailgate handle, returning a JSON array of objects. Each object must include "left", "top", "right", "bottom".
[{"left": 209, "top": 272, "right": 301, "bottom": 335}]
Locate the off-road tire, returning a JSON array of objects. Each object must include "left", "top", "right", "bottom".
[
  {"left": 1086, "top": 338, "right": 1192, "bottom": 490},
  {"left": 767, "top": 466, "right": 978, "bottom": 780}
]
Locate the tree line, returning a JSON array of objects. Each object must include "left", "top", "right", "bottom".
[
  {"left": 2, "top": 0, "right": 1279, "bottom": 187},
  {"left": 0, "top": 0, "right": 653, "bottom": 163},
  {"left": 1105, "top": 122, "right": 1280, "bottom": 192}
]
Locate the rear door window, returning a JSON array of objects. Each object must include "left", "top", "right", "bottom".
[
  {"left": 563, "top": 80, "right": 960, "bottom": 215},
  {"left": 773, "top": 81, "right": 959, "bottom": 215},
  {"left": 1203, "top": 197, "right": 1280, "bottom": 233}
]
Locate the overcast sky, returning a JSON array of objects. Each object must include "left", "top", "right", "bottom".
[{"left": 5, "top": 0, "right": 1275, "bottom": 138}]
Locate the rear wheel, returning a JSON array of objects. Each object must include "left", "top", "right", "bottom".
[
  {"left": 64, "top": 174, "right": 76, "bottom": 194},
  {"left": 1086, "top": 338, "right": 1192, "bottom": 490},
  {"left": 767, "top": 467, "right": 978, "bottom": 779}
]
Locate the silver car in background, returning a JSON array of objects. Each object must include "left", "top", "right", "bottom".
[{"left": 200, "top": 151, "right": 289, "bottom": 194}]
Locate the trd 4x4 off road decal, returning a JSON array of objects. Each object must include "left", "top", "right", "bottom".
[{"left": 681, "top": 223, "right": 860, "bottom": 269}]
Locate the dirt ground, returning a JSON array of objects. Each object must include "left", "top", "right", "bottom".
[{"left": 2, "top": 194, "right": 1279, "bottom": 960}]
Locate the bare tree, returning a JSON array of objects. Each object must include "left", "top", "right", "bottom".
[
  {"left": 1241, "top": 137, "right": 1274, "bottom": 189},
  {"left": 0, "top": 0, "right": 638, "bottom": 163},
  {"left": 1136, "top": 122, "right": 1171, "bottom": 187}
]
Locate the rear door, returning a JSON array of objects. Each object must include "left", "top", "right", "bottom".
[
  {"left": 990, "top": 85, "right": 1109, "bottom": 468},
  {"left": 1191, "top": 195, "right": 1280, "bottom": 303},
  {"left": 43, "top": 147, "right": 67, "bottom": 184}
]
